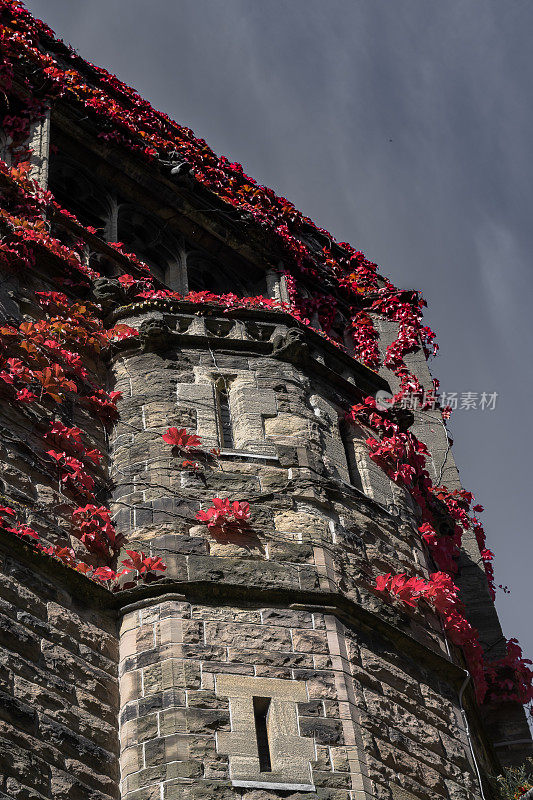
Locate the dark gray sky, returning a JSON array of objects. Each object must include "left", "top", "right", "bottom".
[{"left": 24, "top": 1, "right": 533, "bottom": 669}]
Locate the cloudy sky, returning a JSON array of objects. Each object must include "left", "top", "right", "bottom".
[{"left": 24, "top": 1, "right": 533, "bottom": 671}]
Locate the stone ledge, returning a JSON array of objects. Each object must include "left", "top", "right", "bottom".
[
  {"left": 109, "top": 302, "right": 390, "bottom": 399},
  {"left": 0, "top": 529, "right": 503, "bottom": 777},
  {"left": 231, "top": 780, "right": 316, "bottom": 791},
  {"left": 0, "top": 527, "right": 111, "bottom": 608},
  {"left": 0, "top": 533, "right": 499, "bottom": 770},
  {"left": 0, "top": 523, "right": 492, "bottom": 704}
]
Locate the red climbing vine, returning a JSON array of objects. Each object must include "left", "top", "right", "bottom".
[{"left": 0, "top": 0, "right": 528, "bottom": 714}]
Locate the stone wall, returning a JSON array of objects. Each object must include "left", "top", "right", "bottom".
[
  {"left": 0, "top": 540, "right": 119, "bottom": 800},
  {"left": 0, "top": 288, "right": 524, "bottom": 800},
  {"left": 118, "top": 596, "right": 484, "bottom": 800},
  {"left": 0, "top": 263, "right": 120, "bottom": 800},
  {"left": 0, "top": 85, "right": 530, "bottom": 800},
  {"left": 105, "top": 303, "right": 503, "bottom": 799}
]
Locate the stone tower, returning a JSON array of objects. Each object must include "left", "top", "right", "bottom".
[{"left": 0, "top": 3, "right": 531, "bottom": 800}]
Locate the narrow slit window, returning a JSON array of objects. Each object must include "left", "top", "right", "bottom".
[
  {"left": 253, "top": 697, "right": 272, "bottom": 773},
  {"left": 217, "top": 385, "right": 234, "bottom": 450},
  {"left": 340, "top": 421, "right": 363, "bottom": 490}
]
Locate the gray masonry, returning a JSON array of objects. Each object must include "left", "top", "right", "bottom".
[{"left": 0, "top": 68, "right": 531, "bottom": 800}]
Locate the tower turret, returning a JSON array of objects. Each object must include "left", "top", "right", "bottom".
[{"left": 0, "top": 3, "right": 531, "bottom": 800}]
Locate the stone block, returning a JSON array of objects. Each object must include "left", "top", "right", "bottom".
[
  {"left": 120, "top": 744, "right": 142, "bottom": 778},
  {"left": 0, "top": 613, "right": 41, "bottom": 661},
  {"left": 120, "top": 670, "right": 142, "bottom": 706},
  {"left": 202, "top": 661, "right": 255, "bottom": 676},
  {"left": 185, "top": 707, "right": 230, "bottom": 733},
  {"left": 159, "top": 708, "right": 187, "bottom": 736},
  {"left": 120, "top": 713, "right": 159, "bottom": 747},
  {"left": 264, "top": 414, "right": 309, "bottom": 441},
  {"left": 225, "top": 648, "right": 315, "bottom": 669},
  {"left": 142, "top": 659, "right": 183, "bottom": 695},
  {"left": 292, "top": 629, "right": 329, "bottom": 654},
  {"left": 273, "top": 510, "right": 325, "bottom": 536},
  {"left": 163, "top": 781, "right": 235, "bottom": 800},
  {"left": 49, "top": 767, "right": 114, "bottom": 800},
  {"left": 298, "top": 700, "right": 324, "bottom": 717},
  {"left": 187, "top": 556, "right": 299, "bottom": 589},
  {"left": 0, "top": 738, "right": 50, "bottom": 792},
  {"left": 120, "top": 611, "right": 141, "bottom": 637},
  {"left": 312, "top": 770, "right": 352, "bottom": 789},
  {"left": 186, "top": 690, "right": 228, "bottom": 709},
  {"left": 267, "top": 541, "right": 315, "bottom": 563},
  {"left": 299, "top": 716, "right": 344, "bottom": 745},
  {"left": 216, "top": 674, "right": 308, "bottom": 702},
  {"left": 192, "top": 606, "right": 262, "bottom": 624},
  {"left": 144, "top": 734, "right": 189, "bottom": 767},
  {"left": 292, "top": 671, "right": 337, "bottom": 700},
  {"left": 47, "top": 603, "right": 117, "bottom": 660},
  {"left": 204, "top": 620, "right": 292, "bottom": 650},
  {"left": 312, "top": 743, "right": 333, "bottom": 772}
]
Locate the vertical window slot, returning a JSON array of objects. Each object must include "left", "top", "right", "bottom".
[
  {"left": 217, "top": 385, "right": 234, "bottom": 450},
  {"left": 253, "top": 696, "right": 272, "bottom": 773},
  {"left": 340, "top": 421, "right": 363, "bottom": 490}
]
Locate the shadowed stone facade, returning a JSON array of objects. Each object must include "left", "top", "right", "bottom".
[
  {"left": 0, "top": 19, "right": 531, "bottom": 800},
  {"left": 104, "top": 304, "right": 496, "bottom": 800}
]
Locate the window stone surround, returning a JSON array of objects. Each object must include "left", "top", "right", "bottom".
[{"left": 215, "top": 673, "right": 315, "bottom": 791}]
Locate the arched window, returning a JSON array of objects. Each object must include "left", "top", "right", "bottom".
[
  {"left": 48, "top": 157, "right": 112, "bottom": 235},
  {"left": 117, "top": 205, "right": 183, "bottom": 289},
  {"left": 186, "top": 250, "right": 236, "bottom": 295}
]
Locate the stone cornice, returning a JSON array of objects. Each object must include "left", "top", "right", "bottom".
[
  {"left": 0, "top": 527, "right": 111, "bottom": 607},
  {"left": 109, "top": 299, "right": 390, "bottom": 400},
  {"left": 0, "top": 526, "right": 452, "bottom": 686}
]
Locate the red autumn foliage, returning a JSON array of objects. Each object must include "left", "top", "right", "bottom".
[
  {"left": 106, "top": 323, "right": 139, "bottom": 341},
  {"left": 72, "top": 504, "right": 122, "bottom": 558},
  {"left": 120, "top": 550, "right": 166, "bottom": 575},
  {"left": 162, "top": 427, "right": 201, "bottom": 450},
  {"left": 0, "top": 0, "right": 528, "bottom": 715},
  {"left": 196, "top": 498, "right": 251, "bottom": 529}
]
